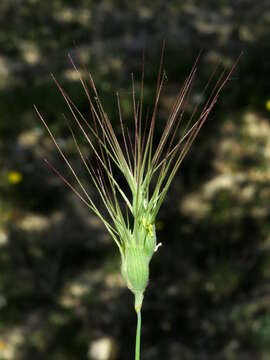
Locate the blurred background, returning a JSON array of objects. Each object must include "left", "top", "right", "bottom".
[{"left": 1, "top": 1, "right": 270, "bottom": 359}]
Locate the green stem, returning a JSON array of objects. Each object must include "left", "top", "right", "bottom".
[{"left": 135, "top": 310, "right": 142, "bottom": 360}]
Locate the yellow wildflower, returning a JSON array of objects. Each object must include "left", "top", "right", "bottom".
[
  {"left": 8, "top": 171, "right": 23, "bottom": 184},
  {"left": 0, "top": 339, "right": 7, "bottom": 350},
  {"left": 266, "top": 99, "right": 270, "bottom": 111}
]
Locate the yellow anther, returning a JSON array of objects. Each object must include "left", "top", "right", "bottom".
[
  {"left": 142, "top": 218, "right": 153, "bottom": 237},
  {"left": 148, "top": 224, "right": 153, "bottom": 237}
]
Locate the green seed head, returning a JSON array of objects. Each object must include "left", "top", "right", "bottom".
[
  {"left": 121, "top": 246, "right": 150, "bottom": 312},
  {"left": 121, "top": 247, "right": 149, "bottom": 294},
  {"left": 121, "top": 215, "right": 157, "bottom": 311},
  {"left": 37, "top": 50, "right": 240, "bottom": 315}
]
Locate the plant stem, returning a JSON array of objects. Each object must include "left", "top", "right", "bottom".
[{"left": 135, "top": 310, "right": 142, "bottom": 360}]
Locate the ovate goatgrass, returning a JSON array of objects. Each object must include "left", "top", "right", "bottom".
[{"left": 35, "top": 45, "right": 240, "bottom": 360}]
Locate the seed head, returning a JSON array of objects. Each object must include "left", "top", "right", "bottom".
[{"left": 35, "top": 46, "right": 241, "bottom": 310}]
